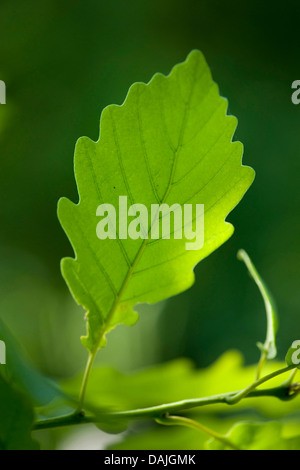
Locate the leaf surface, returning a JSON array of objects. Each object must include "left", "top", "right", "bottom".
[{"left": 58, "top": 50, "right": 255, "bottom": 351}]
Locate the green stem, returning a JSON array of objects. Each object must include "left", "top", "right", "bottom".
[
  {"left": 256, "top": 350, "right": 267, "bottom": 380},
  {"left": 156, "top": 415, "right": 240, "bottom": 450},
  {"left": 76, "top": 167, "right": 184, "bottom": 411},
  {"left": 282, "top": 368, "right": 298, "bottom": 387},
  {"left": 34, "top": 367, "right": 298, "bottom": 431},
  {"left": 237, "top": 249, "right": 278, "bottom": 368},
  {"left": 34, "top": 413, "right": 94, "bottom": 430},
  {"left": 226, "top": 365, "right": 294, "bottom": 405},
  {"left": 77, "top": 351, "right": 96, "bottom": 412}
]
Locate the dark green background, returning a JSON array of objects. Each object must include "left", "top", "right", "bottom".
[{"left": 0, "top": 0, "right": 299, "bottom": 379}]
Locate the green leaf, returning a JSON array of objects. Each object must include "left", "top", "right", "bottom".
[
  {"left": 0, "top": 375, "right": 39, "bottom": 450},
  {"left": 206, "top": 422, "right": 300, "bottom": 450},
  {"left": 237, "top": 249, "right": 278, "bottom": 360},
  {"left": 286, "top": 340, "right": 300, "bottom": 369},
  {"left": 58, "top": 50, "right": 255, "bottom": 352}
]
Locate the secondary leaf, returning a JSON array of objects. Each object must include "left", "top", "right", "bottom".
[
  {"left": 58, "top": 50, "right": 255, "bottom": 352},
  {"left": 0, "top": 375, "right": 39, "bottom": 450},
  {"left": 237, "top": 249, "right": 278, "bottom": 360}
]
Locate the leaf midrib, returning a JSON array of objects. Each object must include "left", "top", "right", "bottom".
[{"left": 92, "top": 63, "right": 198, "bottom": 351}]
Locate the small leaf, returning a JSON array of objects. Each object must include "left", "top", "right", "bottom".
[
  {"left": 58, "top": 50, "right": 255, "bottom": 352},
  {"left": 0, "top": 375, "right": 39, "bottom": 450},
  {"left": 237, "top": 249, "right": 278, "bottom": 360},
  {"left": 206, "top": 422, "right": 300, "bottom": 450},
  {"left": 286, "top": 340, "right": 300, "bottom": 369}
]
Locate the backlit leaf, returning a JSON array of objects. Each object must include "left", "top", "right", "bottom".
[{"left": 58, "top": 50, "right": 255, "bottom": 352}]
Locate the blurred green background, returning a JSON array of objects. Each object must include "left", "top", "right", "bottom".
[{"left": 0, "top": 0, "right": 300, "bottom": 449}]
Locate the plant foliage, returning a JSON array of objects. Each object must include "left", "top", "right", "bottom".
[{"left": 58, "top": 50, "right": 254, "bottom": 352}]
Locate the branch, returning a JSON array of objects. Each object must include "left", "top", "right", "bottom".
[
  {"left": 225, "top": 365, "right": 294, "bottom": 404},
  {"left": 34, "top": 366, "right": 298, "bottom": 431}
]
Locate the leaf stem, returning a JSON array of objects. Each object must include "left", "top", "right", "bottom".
[
  {"left": 226, "top": 365, "right": 294, "bottom": 405},
  {"left": 34, "top": 365, "right": 298, "bottom": 431},
  {"left": 156, "top": 415, "right": 240, "bottom": 450},
  {"left": 282, "top": 368, "right": 298, "bottom": 387},
  {"left": 237, "top": 249, "right": 278, "bottom": 375},
  {"left": 76, "top": 120, "right": 192, "bottom": 411},
  {"left": 255, "top": 350, "right": 267, "bottom": 380},
  {"left": 77, "top": 351, "right": 96, "bottom": 412}
]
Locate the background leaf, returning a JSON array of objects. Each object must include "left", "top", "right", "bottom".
[
  {"left": 69, "top": 352, "right": 300, "bottom": 450},
  {"left": 58, "top": 50, "right": 254, "bottom": 352},
  {"left": 206, "top": 422, "right": 300, "bottom": 450},
  {"left": 0, "top": 375, "right": 39, "bottom": 450},
  {"left": 63, "top": 351, "right": 300, "bottom": 418},
  {"left": 0, "top": 318, "right": 61, "bottom": 405}
]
